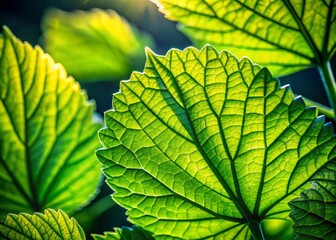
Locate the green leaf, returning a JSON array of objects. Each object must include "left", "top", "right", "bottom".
[
  {"left": 0, "top": 209, "right": 85, "bottom": 239},
  {"left": 289, "top": 161, "right": 336, "bottom": 240},
  {"left": 153, "top": 0, "right": 336, "bottom": 76},
  {"left": 0, "top": 27, "right": 101, "bottom": 218},
  {"left": 92, "top": 226, "right": 154, "bottom": 240},
  {"left": 97, "top": 45, "right": 336, "bottom": 239},
  {"left": 41, "top": 8, "right": 153, "bottom": 81}
]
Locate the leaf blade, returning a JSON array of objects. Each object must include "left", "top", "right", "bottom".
[
  {"left": 97, "top": 45, "right": 336, "bottom": 239},
  {"left": 41, "top": 8, "right": 153, "bottom": 81},
  {"left": 289, "top": 161, "right": 336, "bottom": 240},
  {"left": 92, "top": 226, "right": 154, "bottom": 240},
  {"left": 0, "top": 209, "right": 85, "bottom": 240},
  {"left": 0, "top": 27, "right": 102, "bottom": 218},
  {"left": 154, "top": 0, "right": 336, "bottom": 76}
]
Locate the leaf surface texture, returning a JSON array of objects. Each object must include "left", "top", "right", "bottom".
[
  {"left": 154, "top": 0, "right": 336, "bottom": 76},
  {"left": 289, "top": 162, "right": 336, "bottom": 240},
  {"left": 0, "top": 209, "right": 85, "bottom": 239},
  {"left": 97, "top": 45, "right": 336, "bottom": 239},
  {"left": 93, "top": 226, "right": 154, "bottom": 240},
  {"left": 0, "top": 28, "right": 101, "bottom": 217}
]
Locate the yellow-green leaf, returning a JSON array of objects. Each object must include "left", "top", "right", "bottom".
[
  {"left": 97, "top": 45, "right": 336, "bottom": 239},
  {"left": 153, "top": 0, "right": 336, "bottom": 76},
  {"left": 0, "top": 209, "right": 85, "bottom": 239},
  {"left": 0, "top": 27, "right": 101, "bottom": 218},
  {"left": 92, "top": 226, "right": 154, "bottom": 240},
  {"left": 42, "top": 8, "right": 153, "bottom": 81}
]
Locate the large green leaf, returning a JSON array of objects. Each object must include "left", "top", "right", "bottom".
[
  {"left": 42, "top": 8, "right": 153, "bottom": 81},
  {"left": 92, "top": 226, "right": 154, "bottom": 240},
  {"left": 0, "top": 28, "right": 101, "bottom": 218},
  {"left": 153, "top": 0, "right": 336, "bottom": 76},
  {"left": 0, "top": 209, "right": 85, "bottom": 239},
  {"left": 289, "top": 162, "right": 336, "bottom": 239},
  {"left": 97, "top": 45, "right": 336, "bottom": 239}
]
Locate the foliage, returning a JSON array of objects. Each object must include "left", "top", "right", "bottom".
[
  {"left": 0, "top": 209, "right": 153, "bottom": 240},
  {"left": 153, "top": 0, "right": 335, "bottom": 76},
  {"left": 0, "top": 209, "right": 85, "bottom": 239},
  {"left": 1, "top": 1, "right": 336, "bottom": 239},
  {"left": 289, "top": 162, "right": 336, "bottom": 239},
  {"left": 42, "top": 8, "right": 153, "bottom": 81},
  {"left": 97, "top": 46, "right": 336, "bottom": 239},
  {"left": 153, "top": 0, "right": 336, "bottom": 121},
  {"left": 93, "top": 226, "right": 154, "bottom": 240},
  {"left": 0, "top": 28, "right": 101, "bottom": 218}
]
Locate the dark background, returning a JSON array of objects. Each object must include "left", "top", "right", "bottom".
[{"left": 1, "top": 0, "right": 335, "bottom": 238}]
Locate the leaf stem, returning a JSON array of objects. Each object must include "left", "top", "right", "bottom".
[
  {"left": 298, "top": 96, "right": 335, "bottom": 119},
  {"left": 318, "top": 61, "right": 336, "bottom": 121},
  {"left": 248, "top": 220, "right": 265, "bottom": 240}
]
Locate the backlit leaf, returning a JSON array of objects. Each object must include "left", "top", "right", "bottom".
[
  {"left": 92, "top": 226, "right": 154, "bottom": 240},
  {"left": 0, "top": 28, "right": 101, "bottom": 218},
  {"left": 289, "top": 161, "right": 336, "bottom": 240},
  {"left": 42, "top": 8, "right": 153, "bottom": 81},
  {"left": 0, "top": 209, "right": 85, "bottom": 239},
  {"left": 153, "top": 0, "right": 336, "bottom": 76},
  {"left": 97, "top": 45, "right": 336, "bottom": 239}
]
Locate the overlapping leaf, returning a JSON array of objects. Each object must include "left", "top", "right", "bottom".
[
  {"left": 93, "top": 226, "right": 154, "bottom": 240},
  {"left": 42, "top": 8, "right": 153, "bottom": 81},
  {"left": 97, "top": 45, "right": 336, "bottom": 239},
  {"left": 0, "top": 209, "right": 85, "bottom": 239},
  {"left": 289, "top": 161, "right": 336, "bottom": 239},
  {"left": 153, "top": 0, "right": 336, "bottom": 76},
  {"left": 0, "top": 28, "right": 101, "bottom": 218}
]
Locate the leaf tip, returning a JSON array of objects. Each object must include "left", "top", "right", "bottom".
[
  {"left": 145, "top": 46, "right": 155, "bottom": 58},
  {"left": 2, "top": 25, "right": 12, "bottom": 36}
]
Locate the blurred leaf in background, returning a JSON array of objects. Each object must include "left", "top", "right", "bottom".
[{"left": 41, "top": 8, "right": 154, "bottom": 81}]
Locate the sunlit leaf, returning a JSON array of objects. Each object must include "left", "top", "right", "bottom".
[
  {"left": 0, "top": 209, "right": 85, "bottom": 239},
  {"left": 92, "top": 226, "right": 154, "bottom": 240},
  {"left": 97, "top": 45, "right": 336, "bottom": 239},
  {"left": 0, "top": 27, "right": 101, "bottom": 218},
  {"left": 42, "top": 8, "right": 153, "bottom": 81},
  {"left": 289, "top": 161, "right": 336, "bottom": 240},
  {"left": 153, "top": 0, "right": 336, "bottom": 76}
]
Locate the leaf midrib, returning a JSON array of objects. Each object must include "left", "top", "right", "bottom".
[
  {"left": 7, "top": 33, "right": 41, "bottom": 211},
  {"left": 147, "top": 52, "right": 251, "bottom": 222},
  {"left": 124, "top": 96, "right": 237, "bottom": 220},
  {"left": 322, "top": 0, "right": 335, "bottom": 57},
  {"left": 282, "top": 0, "right": 323, "bottom": 63},
  {"left": 199, "top": 55, "right": 255, "bottom": 221}
]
